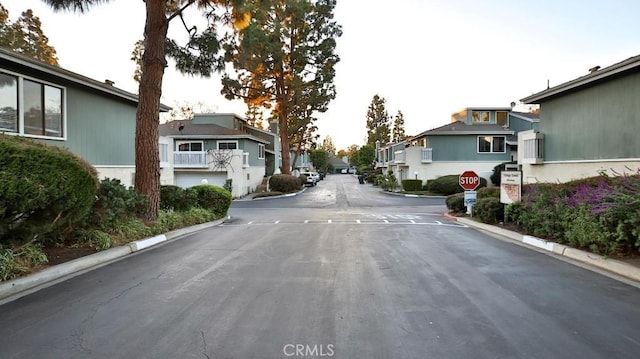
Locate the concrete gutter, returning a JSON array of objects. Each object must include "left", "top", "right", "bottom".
[
  {"left": 451, "top": 215, "right": 640, "bottom": 284},
  {"left": 0, "top": 219, "right": 225, "bottom": 304}
]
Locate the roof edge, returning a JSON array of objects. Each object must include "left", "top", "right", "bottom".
[{"left": 521, "top": 54, "right": 640, "bottom": 103}]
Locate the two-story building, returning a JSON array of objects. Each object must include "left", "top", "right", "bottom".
[
  {"left": 378, "top": 108, "right": 538, "bottom": 185},
  {"left": 0, "top": 47, "right": 171, "bottom": 187},
  {"left": 518, "top": 54, "right": 640, "bottom": 183},
  {"left": 159, "top": 113, "right": 280, "bottom": 198}
]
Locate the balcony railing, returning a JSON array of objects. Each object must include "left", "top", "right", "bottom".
[
  {"left": 421, "top": 148, "right": 433, "bottom": 163},
  {"left": 174, "top": 151, "right": 208, "bottom": 168}
]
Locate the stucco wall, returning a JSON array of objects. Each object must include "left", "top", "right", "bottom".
[{"left": 521, "top": 160, "right": 640, "bottom": 184}]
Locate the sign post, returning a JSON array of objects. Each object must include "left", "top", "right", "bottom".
[{"left": 459, "top": 171, "right": 480, "bottom": 216}]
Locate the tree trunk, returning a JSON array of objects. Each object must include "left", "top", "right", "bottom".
[
  {"left": 279, "top": 110, "right": 291, "bottom": 175},
  {"left": 135, "top": 0, "right": 168, "bottom": 221}
]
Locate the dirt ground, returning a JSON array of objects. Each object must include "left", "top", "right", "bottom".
[{"left": 43, "top": 246, "right": 98, "bottom": 266}]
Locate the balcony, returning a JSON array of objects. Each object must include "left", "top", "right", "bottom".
[
  {"left": 522, "top": 132, "right": 544, "bottom": 164},
  {"left": 394, "top": 150, "right": 405, "bottom": 164},
  {"left": 174, "top": 151, "right": 208, "bottom": 168},
  {"left": 421, "top": 148, "right": 433, "bottom": 163}
]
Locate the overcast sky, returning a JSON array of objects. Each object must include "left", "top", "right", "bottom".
[{"left": 4, "top": 0, "right": 640, "bottom": 150}]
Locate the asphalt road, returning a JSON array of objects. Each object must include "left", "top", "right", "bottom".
[{"left": 1, "top": 174, "right": 639, "bottom": 359}]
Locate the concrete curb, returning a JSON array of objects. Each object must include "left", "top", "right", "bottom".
[
  {"left": 249, "top": 186, "right": 307, "bottom": 201},
  {"left": 381, "top": 190, "right": 447, "bottom": 199},
  {"left": 453, "top": 216, "right": 640, "bottom": 283},
  {"left": 0, "top": 218, "right": 225, "bottom": 304}
]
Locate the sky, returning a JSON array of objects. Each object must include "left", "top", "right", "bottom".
[{"left": 3, "top": 0, "right": 640, "bottom": 150}]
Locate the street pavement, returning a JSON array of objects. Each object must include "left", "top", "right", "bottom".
[{"left": 0, "top": 174, "right": 639, "bottom": 359}]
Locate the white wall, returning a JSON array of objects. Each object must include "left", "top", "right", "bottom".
[
  {"left": 521, "top": 160, "right": 640, "bottom": 184},
  {"left": 95, "top": 166, "right": 135, "bottom": 187}
]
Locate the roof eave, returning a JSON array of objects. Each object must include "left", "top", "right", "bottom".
[
  {"left": 521, "top": 55, "right": 640, "bottom": 103},
  {"left": 0, "top": 48, "right": 171, "bottom": 111}
]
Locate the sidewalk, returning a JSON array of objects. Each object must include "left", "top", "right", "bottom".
[{"left": 444, "top": 213, "right": 640, "bottom": 285}]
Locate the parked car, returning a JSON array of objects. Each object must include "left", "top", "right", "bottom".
[
  {"left": 310, "top": 171, "right": 321, "bottom": 182},
  {"left": 341, "top": 168, "right": 348, "bottom": 174},
  {"left": 300, "top": 172, "right": 317, "bottom": 186}
]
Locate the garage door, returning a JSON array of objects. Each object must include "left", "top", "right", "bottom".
[{"left": 175, "top": 172, "right": 227, "bottom": 188}]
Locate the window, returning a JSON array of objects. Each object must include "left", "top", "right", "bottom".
[
  {"left": 218, "top": 141, "right": 238, "bottom": 150},
  {"left": 522, "top": 132, "right": 544, "bottom": 164},
  {"left": 159, "top": 143, "right": 168, "bottom": 162},
  {"left": 478, "top": 136, "right": 505, "bottom": 153},
  {"left": 472, "top": 111, "right": 490, "bottom": 123},
  {"left": 258, "top": 144, "right": 265, "bottom": 159},
  {"left": 0, "top": 71, "right": 65, "bottom": 138},
  {"left": 0, "top": 73, "right": 18, "bottom": 132},
  {"left": 176, "top": 141, "right": 203, "bottom": 152},
  {"left": 242, "top": 152, "right": 249, "bottom": 167},
  {"left": 496, "top": 111, "right": 508, "bottom": 126}
]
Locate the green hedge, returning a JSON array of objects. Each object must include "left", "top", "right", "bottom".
[
  {"left": 477, "top": 187, "right": 500, "bottom": 199},
  {"left": 160, "top": 185, "right": 197, "bottom": 211},
  {"left": 269, "top": 174, "right": 302, "bottom": 193},
  {"left": 427, "top": 175, "right": 487, "bottom": 196},
  {"left": 445, "top": 193, "right": 465, "bottom": 213},
  {"left": 0, "top": 135, "right": 98, "bottom": 244},
  {"left": 473, "top": 197, "right": 504, "bottom": 224},
  {"left": 187, "top": 185, "right": 232, "bottom": 217},
  {"left": 86, "top": 178, "right": 148, "bottom": 231},
  {"left": 401, "top": 179, "right": 423, "bottom": 191}
]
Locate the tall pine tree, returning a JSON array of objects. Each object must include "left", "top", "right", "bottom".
[
  {"left": 365, "top": 94, "right": 390, "bottom": 147},
  {"left": 220, "top": 0, "right": 341, "bottom": 174},
  {"left": 41, "top": 0, "right": 250, "bottom": 220},
  {"left": 392, "top": 110, "right": 406, "bottom": 143}
]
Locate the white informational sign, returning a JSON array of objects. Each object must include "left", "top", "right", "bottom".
[
  {"left": 464, "top": 190, "right": 477, "bottom": 206},
  {"left": 500, "top": 171, "right": 522, "bottom": 204},
  {"left": 464, "top": 190, "right": 477, "bottom": 216}
]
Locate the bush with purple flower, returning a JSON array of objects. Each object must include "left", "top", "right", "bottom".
[{"left": 505, "top": 169, "right": 640, "bottom": 256}]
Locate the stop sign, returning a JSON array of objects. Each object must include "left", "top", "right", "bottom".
[{"left": 459, "top": 171, "right": 480, "bottom": 191}]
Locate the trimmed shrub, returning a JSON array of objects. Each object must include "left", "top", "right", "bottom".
[
  {"left": 473, "top": 197, "right": 504, "bottom": 224},
  {"left": 428, "top": 175, "right": 487, "bottom": 196},
  {"left": 0, "top": 134, "right": 98, "bottom": 244},
  {"left": 446, "top": 193, "right": 465, "bottom": 213},
  {"left": 160, "top": 185, "right": 197, "bottom": 211},
  {"left": 187, "top": 184, "right": 232, "bottom": 217},
  {"left": 402, "top": 179, "right": 423, "bottom": 192},
  {"left": 366, "top": 174, "right": 378, "bottom": 184},
  {"left": 477, "top": 186, "right": 500, "bottom": 199},
  {"left": 505, "top": 202, "right": 523, "bottom": 224},
  {"left": 377, "top": 173, "right": 398, "bottom": 191},
  {"left": 269, "top": 174, "right": 302, "bottom": 193},
  {"left": 87, "top": 178, "right": 149, "bottom": 230}
]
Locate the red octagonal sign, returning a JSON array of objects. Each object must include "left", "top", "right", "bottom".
[{"left": 459, "top": 171, "right": 480, "bottom": 191}]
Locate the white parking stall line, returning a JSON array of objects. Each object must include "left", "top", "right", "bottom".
[{"left": 220, "top": 219, "right": 469, "bottom": 228}]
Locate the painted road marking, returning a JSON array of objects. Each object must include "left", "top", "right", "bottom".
[{"left": 221, "top": 220, "right": 467, "bottom": 228}]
